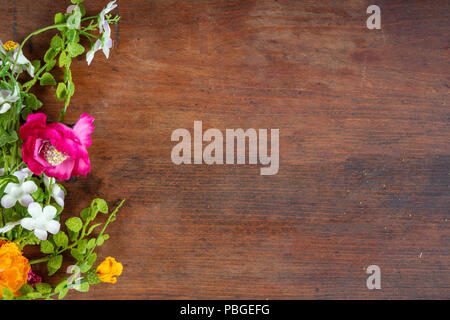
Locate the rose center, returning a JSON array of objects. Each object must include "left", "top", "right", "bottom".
[{"left": 42, "top": 143, "right": 69, "bottom": 166}]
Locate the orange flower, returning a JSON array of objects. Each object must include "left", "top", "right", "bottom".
[
  {"left": 96, "top": 257, "right": 123, "bottom": 284},
  {"left": 0, "top": 240, "right": 30, "bottom": 297}
]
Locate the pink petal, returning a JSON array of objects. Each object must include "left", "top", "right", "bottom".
[
  {"left": 44, "top": 158, "right": 75, "bottom": 181},
  {"left": 19, "top": 113, "right": 47, "bottom": 141},
  {"left": 73, "top": 114, "right": 95, "bottom": 148}
]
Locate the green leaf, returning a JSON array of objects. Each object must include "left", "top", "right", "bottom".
[
  {"left": 70, "top": 248, "right": 84, "bottom": 261},
  {"left": 80, "top": 207, "right": 92, "bottom": 222},
  {"left": 54, "top": 278, "right": 67, "bottom": 293},
  {"left": 25, "top": 93, "right": 42, "bottom": 110},
  {"left": 53, "top": 231, "right": 68, "bottom": 248},
  {"left": 56, "top": 82, "right": 67, "bottom": 101},
  {"left": 40, "top": 240, "right": 54, "bottom": 254},
  {"left": 1, "top": 287, "right": 14, "bottom": 300},
  {"left": 0, "top": 130, "right": 18, "bottom": 147},
  {"left": 59, "top": 51, "right": 67, "bottom": 68},
  {"left": 44, "top": 48, "right": 57, "bottom": 63},
  {"left": 75, "top": 282, "right": 89, "bottom": 293},
  {"left": 96, "top": 234, "right": 109, "bottom": 246},
  {"left": 55, "top": 13, "right": 65, "bottom": 25},
  {"left": 40, "top": 72, "right": 56, "bottom": 86},
  {"left": 50, "top": 35, "right": 63, "bottom": 50},
  {"left": 86, "top": 238, "right": 96, "bottom": 249},
  {"left": 46, "top": 59, "right": 57, "bottom": 72},
  {"left": 64, "top": 68, "right": 72, "bottom": 83},
  {"left": 26, "top": 292, "right": 43, "bottom": 299},
  {"left": 77, "top": 238, "right": 88, "bottom": 253},
  {"left": 68, "top": 230, "right": 79, "bottom": 242},
  {"left": 31, "top": 60, "right": 41, "bottom": 71},
  {"left": 22, "top": 78, "right": 37, "bottom": 90},
  {"left": 48, "top": 255, "right": 63, "bottom": 276},
  {"left": 18, "top": 284, "right": 34, "bottom": 295},
  {"left": 87, "top": 252, "right": 97, "bottom": 266},
  {"left": 67, "top": 43, "right": 85, "bottom": 57},
  {"left": 67, "top": 81, "right": 75, "bottom": 97},
  {"left": 87, "top": 223, "right": 102, "bottom": 235},
  {"left": 31, "top": 188, "right": 45, "bottom": 202},
  {"left": 67, "top": 29, "right": 79, "bottom": 44},
  {"left": 58, "top": 288, "right": 69, "bottom": 299},
  {"left": 66, "top": 217, "right": 82, "bottom": 232},
  {"left": 35, "top": 283, "right": 52, "bottom": 294},
  {"left": 92, "top": 198, "right": 108, "bottom": 214}
]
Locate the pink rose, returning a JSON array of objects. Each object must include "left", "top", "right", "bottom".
[{"left": 20, "top": 113, "right": 94, "bottom": 181}]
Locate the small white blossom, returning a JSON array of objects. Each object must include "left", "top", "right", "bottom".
[
  {"left": 0, "top": 40, "right": 34, "bottom": 77},
  {"left": 86, "top": 22, "right": 113, "bottom": 65},
  {"left": 1, "top": 168, "right": 37, "bottom": 208},
  {"left": 43, "top": 174, "right": 65, "bottom": 207},
  {"left": 0, "top": 83, "right": 20, "bottom": 114},
  {"left": 21, "top": 202, "right": 60, "bottom": 241},
  {"left": 99, "top": 1, "right": 117, "bottom": 34}
]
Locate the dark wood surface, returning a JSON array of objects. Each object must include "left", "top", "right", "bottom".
[{"left": 2, "top": 0, "right": 449, "bottom": 299}]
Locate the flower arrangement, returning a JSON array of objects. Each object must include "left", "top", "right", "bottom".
[{"left": 0, "top": 0, "right": 123, "bottom": 300}]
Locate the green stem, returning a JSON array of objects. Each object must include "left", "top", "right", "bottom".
[{"left": 12, "top": 23, "right": 67, "bottom": 79}]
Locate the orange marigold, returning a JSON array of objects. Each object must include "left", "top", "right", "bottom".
[
  {"left": 0, "top": 240, "right": 30, "bottom": 297},
  {"left": 96, "top": 257, "right": 123, "bottom": 284}
]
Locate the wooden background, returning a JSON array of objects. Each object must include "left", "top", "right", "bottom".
[{"left": 1, "top": 0, "right": 448, "bottom": 299}]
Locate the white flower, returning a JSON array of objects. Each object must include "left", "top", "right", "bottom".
[
  {"left": 43, "top": 175, "right": 65, "bottom": 207},
  {"left": 99, "top": 0, "right": 117, "bottom": 34},
  {"left": 0, "top": 41, "right": 34, "bottom": 77},
  {"left": 86, "top": 22, "right": 113, "bottom": 65},
  {"left": 1, "top": 168, "right": 37, "bottom": 208},
  {"left": 0, "top": 83, "right": 20, "bottom": 114},
  {"left": 11, "top": 48, "right": 35, "bottom": 77},
  {"left": 21, "top": 202, "right": 60, "bottom": 240}
]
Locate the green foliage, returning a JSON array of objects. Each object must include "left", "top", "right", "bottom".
[
  {"left": 40, "top": 72, "right": 56, "bottom": 86},
  {"left": 66, "top": 217, "right": 82, "bottom": 232},
  {"left": 0, "top": 0, "right": 122, "bottom": 301}
]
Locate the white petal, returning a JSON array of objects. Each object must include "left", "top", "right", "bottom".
[
  {"left": 21, "top": 180, "right": 38, "bottom": 194},
  {"left": 43, "top": 205, "right": 57, "bottom": 220},
  {"left": 28, "top": 202, "right": 42, "bottom": 218},
  {"left": 1, "top": 194, "right": 16, "bottom": 208},
  {"left": 34, "top": 229, "right": 48, "bottom": 241},
  {"left": 9, "top": 185, "right": 22, "bottom": 198},
  {"left": 86, "top": 49, "right": 96, "bottom": 65},
  {"left": 46, "top": 220, "right": 60, "bottom": 235},
  {"left": 0, "top": 221, "right": 21, "bottom": 233},
  {"left": 0, "top": 168, "right": 4, "bottom": 176},
  {"left": 13, "top": 171, "right": 27, "bottom": 183},
  {"left": 55, "top": 196, "right": 65, "bottom": 208},
  {"left": 0, "top": 103, "right": 11, "bottom": 114},
  {"left": 102, "top": 44, "right": 110, "bottom": 59},
  {"left": 19, "top": 194, "right": 34, "bottom": 207},
  {"left": 4, "top": 182, "right": 17, "bottom": 194},
  {"left": 21, "top": 217, "right": 35, "bottom": 230},
  {"left": 21, "top": 168, "right": 32, "bottom": 178}
]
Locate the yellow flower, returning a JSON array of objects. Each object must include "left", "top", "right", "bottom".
[
  {"left": 96, "top": 257, "right": 123, "bottom": 284},
  {"left": 3, "top": 41, "right": 19, "bottom": 51},
  {"left": 0, "top": 240, "right": 30, "bottom": 297}
]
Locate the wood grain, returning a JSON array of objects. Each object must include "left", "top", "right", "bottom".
[{"left": 3, "top": 0, "right": 449, "bottom": 299}]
